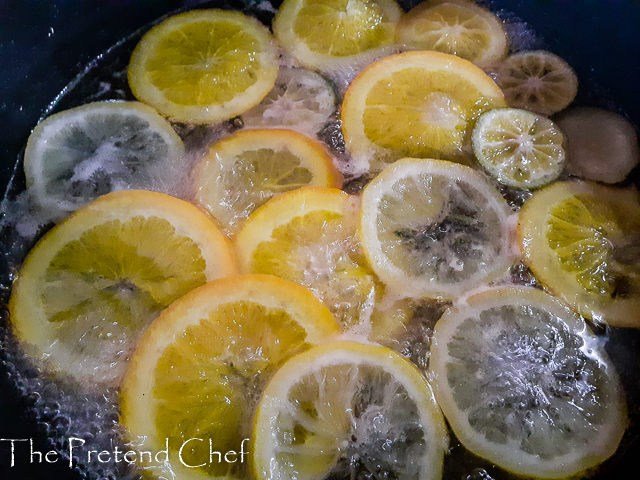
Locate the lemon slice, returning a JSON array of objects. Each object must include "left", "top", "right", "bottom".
[
  {"left": 8, "top": 190, "right": 237, "bottom": 385},
  {"left": 253, "top": 340, "right": 447, "bottom": 480},
  {"left": 360, "top": 158, "right": 514, "bottom": 299},
  {"left": 495, "top": 50, "right": 578, "bottom": 116},
  {"left": 128, "top": 9, "right": 279, "bottom": 123},
  {"left": 430, "top": 286, "right": 627, "bottom": 478},
  {"left": 273, "top": 0, "right": 402, "bottom": 72},
  {"left": 236, "top": 186, "right": 381, "bottom": 331},
  {"left": 472, "top": 108, "right": 566, "bottom": 189},
  {"left": 193, "top": 128, "right": 341, "bottom": 235},
  {"left": 518, "top": 180, "right": 640, "bottom": 327},
  {"left": 396, "top": 1, "right": 508, "bottom": 67},
  {"left": 341, "top": 51, "right": 506, "bottom": 170},
  {"left": 120, "top": 274, "right": 339, "bottom": 480},
  {"left": 24, "top": 101, "right": 185, "bottom": 213},
  {"left": 241, "top": 67, "right": 336, "bottom": 134}
]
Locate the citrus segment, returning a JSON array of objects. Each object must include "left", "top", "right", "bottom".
[
  {"left": 120, "top": 274, "right": 339, "bottom": 480},
  {"left": 518, "top": 180, "right": 640, "bottom": 327},
  {"left": 24, "top": 101, "right": 185, "bottom": 213},
  {"left": 360, "top": 158, "right": 514, "bottom": 299},
  {"left": 128, "top": 9, "right": 279, "bottom": 123},
  {"left": 273, "top": 0, "right": 402, "bottom": 72},
  {"left": 396, "top": 1, "right": 508, "bottom": 67},
  {"left": 472, "top": 108, "right": 566, "bottom": 189},
  {"left": 341, "top": 51, "right": 506, "bottom": 169},
  {"left": 253, "top": 340, "right": 447, "bottom": 480},
  {"left": 194, "top": 128, "right": 341, "bottom": 234},
  {"left": 9, "top": 190, "right": 236, "bottom": 384},
  {"left": 430, "top": 287, "right": 627, "bottom": 478}
]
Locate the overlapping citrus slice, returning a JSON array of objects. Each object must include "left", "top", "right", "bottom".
[
  {"left": 120, "top": 274, "right": 339, "bottom": 480},
  {"left": 128, "top": 9, "right": 279, "bottom": 123},
  {"left": 396, "top": 1, "right": 508, "bottom": 67},
  {"left": 273, "top": 0, "right": 402, "bottom": 72},
  {"left": 253, "top": 340, "right": 448, "bottom": 480},
  {"left": 430, "top": 287, "right": 627, "bottom": 478},
  {"left": 9, "top": 190, "right": 237, "bottom": 384},
  {"left": 341, "top": 51, "right": 506, "bottom": 170},
  {"left": 235, "top": 186, "right": 381, "bottom": 332},
  {"left": 194, "top": 128, "right": 341, "bottom": 235},
  {"left": 518, "top": 180, "right": 640, "bottom": 327},
  {"left": 360, "top": 158, "right": 514, "bottom": 299},
  {"left": 24, "top": 101, "right": 185, "bottom": 213}
]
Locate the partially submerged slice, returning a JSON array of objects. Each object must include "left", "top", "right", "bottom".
[
  {"left": 254, "top": 340, "right": 448, "bottom": 480},
  {"left": 120, "top": 274, "right": 339, "bottom": 480},
  {"left": 193, "top": 128, "right": 341, "bottom": 235},
  {"left": 24, "top": 101, "right": 185, "bottom": 213},
  {"left": 518, "top": 180, "right": 640, "bottom": 327},
  {"left": 128, "top": 9, "right": 279, "bottom": 123},
  {"left": 430, "top": 287, "right": 627, "bottom": 478},
  {"left": 360, "top": 158, "right": 514, "bottom": 299},
  {"left": 9, "top": 190, "right": 237, "bottom": 385}
]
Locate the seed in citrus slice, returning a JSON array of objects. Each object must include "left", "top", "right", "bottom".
[
  {"left": 241, "top": 67, "right": 336, "bottom": 134},
  {"left": 429, "top": 286, "right": 627, "bottom": 478},
  {"left": 253, "top": 340, "right": 447, "bottom": 480},
  {"left": 341, "top": 51, "right": 506, "bottom": 170},
  {"left": 273, "top": 0, "right": 402, "bottom": 72},
  {"left": 396, "top": 1, "right": 508, "bottom": 67},
  {"left": 120, "top": 274, "right": 339, "bottom": 480},
  {"left": 8, "top": 190, "right": 237, "bottom": 385},
  {"left": 518, "top": 180, "right": 640, "bottom": 327},
  {"left": 360, "top": 158, "right": 514, "bottom": 299},
  {"left": 472, "top": 108, "right": 566, "bottom": 189},
  {"left": 495, "top": 50, "right": 578, "bottom": 116},
  {"left": 555, "top": 107, "right": 640, "bottom": 184},
  {"left": 128, "top": 9, "right": 279, "bottom": 123},
  {"left": 194, "top": 128, "right": 340, "bottom": 235},
  {"left": 235, "top": 186, "right": 384, "bottom": 333},
  {"left": 23, "top": 101, "right": 185, "bottom": 213}
]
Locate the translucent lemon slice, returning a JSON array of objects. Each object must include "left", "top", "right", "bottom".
[
  {"left": 193, "top": 128, "right": 341, "bottom": 235},
  {"left": 495, "top": 50, "right": 578, "bottom": 116},
  {"left": 273, "top": 0, "right": 402, "bottom": 72},
  {"left": 253, "top": 340, "right": 448, "bottom": 480},
  {"left": 360, "top": 158, "right": 514, "bottom": 299},
  {"left": 24, "top": 101, "right": 185, "bottom": 213},
  {"left": 472, "top": 108, "right": 566, "bottom": 189},
  {"left": 120, "top": 274, "right": 339, "bottom": 480},
  {"left": 518, "top": 180, "right": 640, "bottom": 327},
  {"left": 396, "top": 1, "right": 508, "bottom": 67},
  {"left": 8, "top": 190, "right": 237, "bottom": 385},
  {"left": 128, "top": 9, "right": 279, "bottom": 123},
  {"left": 430, "top": 286, "right": 627, "bottom": 478},
  {"left": 341, "top": 51, "right": 505, "bottom": 170}
]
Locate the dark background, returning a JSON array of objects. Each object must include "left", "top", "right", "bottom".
[{"left": 1, "top": 0, "right": 640, "bottom": 479}]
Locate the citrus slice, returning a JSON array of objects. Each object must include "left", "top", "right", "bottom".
[
  {"left": 23, "top": 101, "right": 185, "bottom": 213},
  {"left": 360, "top": 158, "right": 514, "bottom": 299},
  {"left": 128, "top": 9, "right": 279, "bottom": 123},
  {"left": 253, "top": 340, "right": 447, "bottom": 480},
  {"left": 235, "top": 186, "right": 381, "bottom": 332},
  {"left": 8, "top": 190, "right": 237, "bottom": 385},
  {"left": 273, "top": 0, "right": 402, "bottom": 72},
  {"left": 120, "top": 274, "right": 339, "bottom": 480},
  {"left": 429, "top": 286, "right": 627, "bottom": 478},
  {"left": 396, "top": 1, "right": 508, "bottom": 68},
  {"left": 193, "top": 128, "right": 341, "bottom": 235},
  {"left": 555, "top": 107, "right": 640, "bottom": 184},
  {"left": 241, "top": 67, "right": 336, "bottom": 134},
  {"left": 341, "top": 51, "right": 506, "bottom": 170},
  {"left": 518, "top": 180, "right": 640, "bottom": 327},
  {"left": 472, "top": 108, "right": 566, "bottom": 189},
  {"left": 495, "top": 50, "right": 578, "bottom": 116}
]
